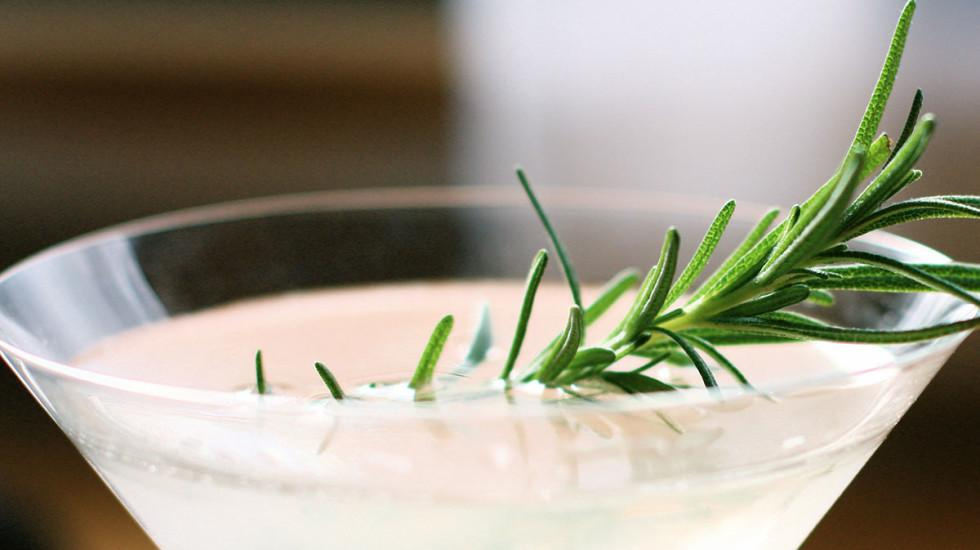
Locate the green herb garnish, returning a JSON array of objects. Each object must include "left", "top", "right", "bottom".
[
  {"left": 500, "top": 249, "right": 549, "bottom": 380},
  {"left": 256, "top": 0, "right": 979, "bottom": 402},
  {"left": 254, "top": 349, "right": 266, "bottom": 395},
  {"left": 409, "top": 314, "right": 454, "bottom": 400},
  {"left": 517, "top": 169, "right": 583, "bottom": 310},
  {"left": 314, "top": 362, "right": 345, "bottom": 400}
]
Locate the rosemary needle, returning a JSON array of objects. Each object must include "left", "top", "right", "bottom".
[
  {"left": 517, "top": 168, "right": 583, "bottom": 310},
  {"left": 314, "top": 362, "right": 345, "bottom": 400},
  {"left": 409, "top": 315, "right": 455, "bottom": 398},
  {"left": 501, "top": 249, "right": 549, "bottom": 380},
  {"left": 254, "top": 350, "right": 266, "bottom": 395}
]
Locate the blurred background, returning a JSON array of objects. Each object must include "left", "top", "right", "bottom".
[{"left": 0, "top": 1, "right": 977, "bottom": 548}]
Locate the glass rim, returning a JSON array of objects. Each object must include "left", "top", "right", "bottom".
[{"left": 0, "top": 185, "right": 974, "bottom": 418}]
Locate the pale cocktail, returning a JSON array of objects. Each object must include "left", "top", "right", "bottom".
[{"left": 0, "top": 187, "right": 971, "bottom": 549}]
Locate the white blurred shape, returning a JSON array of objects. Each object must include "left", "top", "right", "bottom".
[{"left": 448, "top": 1, "right": 976, "bottom": 206}]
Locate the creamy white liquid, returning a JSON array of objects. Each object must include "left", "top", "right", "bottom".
[
  {"left": 74, "top": 280, "right": 892, "bottom": 396},
  {"left": 66, "top": 281, "right": 908, "bottom": 550}
]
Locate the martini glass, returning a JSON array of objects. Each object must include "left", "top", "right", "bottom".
[{"left": 0, "top": 186, "right": 974, "bottom": 549}]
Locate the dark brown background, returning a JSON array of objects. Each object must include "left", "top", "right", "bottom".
[{"left": 0, "top": 2, "right": 976, "bottom": 549}]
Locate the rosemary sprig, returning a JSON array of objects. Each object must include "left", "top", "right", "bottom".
[
  {"left": 414, "top": 0, "right": 979, "bottom": 396},
  {"left": 255, "top": 0, "right": 979, "bottom": 402}
]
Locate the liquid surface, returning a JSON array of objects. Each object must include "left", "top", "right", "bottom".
[
  {"left": 62, "top": 281, "right": 924, "bottom": 550},
  {"left": 73, "top": 280, "right": 894, "bottom": 397}
]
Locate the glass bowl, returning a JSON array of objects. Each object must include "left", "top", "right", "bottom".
[{"left": 0, "top": 186, "right": 974, "bottom": 550}]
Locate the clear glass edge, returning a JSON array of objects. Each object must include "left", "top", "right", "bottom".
[{"left": 0, "top": 185, "right": 974, "bottom": 419}]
